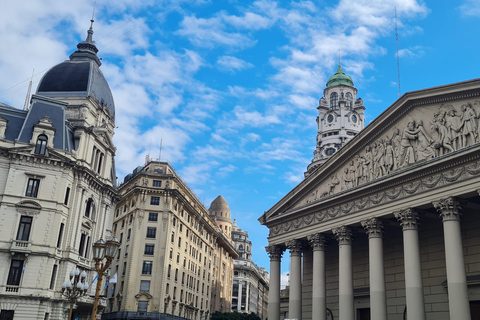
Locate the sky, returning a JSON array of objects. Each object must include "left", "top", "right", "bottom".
[{"left": 1, "top": 0, "right": 480, "bottom": 286}]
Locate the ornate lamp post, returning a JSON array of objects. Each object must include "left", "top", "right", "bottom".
[
  {"left": 90, "top": 237, "right": 120, "bottom": 320},
  {"left": 62, "top": 268, "right": 89, "bottom": 320}
]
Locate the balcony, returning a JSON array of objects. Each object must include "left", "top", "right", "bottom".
[{"left": 10, "top": 240, "right": 32, "bottom": 255}]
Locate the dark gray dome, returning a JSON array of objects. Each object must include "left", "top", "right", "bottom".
[{"left": 36, "top": 21, "right": 115, "bottom": 119}]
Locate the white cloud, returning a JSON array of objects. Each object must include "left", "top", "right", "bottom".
[
  {"left": 217, "top": 55, "right": 254, "bottom": 73},
  {"left": 459, "top": 0, "right": 480, "bottom": 16},
  {"left": 397, "top": 46, "right": 426, "bottom": 58},
  {"left": 233, "top": 106, "right": 283, "bottom": 127}
]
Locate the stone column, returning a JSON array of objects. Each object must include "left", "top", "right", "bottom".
[
  {"left": 333, "top": 226, "right": 354, "bottom": 320},
  {"left": 394, "top": 209, "right": 426, "bottom": 320},
  {"left": 362, "top": 218, "right": 387, "bottom": 320},
  {"left": 433, "top": 197, "right": 471, "bottom": 320},
  {"left": 286, "top": 239, "right": 303, "bottom": 320},
  {"left": 266, "top": 245, "right": 284, "bottom": 320},
  {"left": 308, "top": 233, "right": 326, "bottom": 320}
]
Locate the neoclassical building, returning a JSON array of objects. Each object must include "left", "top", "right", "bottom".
[
  {"left": 0, "top": 22, "right": 117, "bottom": 319},
  {"left": 231, "top": 219, "right": 269, "bottom": 319},
  {"left": 260, "top": 71, "right": 480, "bottom": 320},
  {"left": 105, "top": 161, "right": 237, "bottom": 320}
]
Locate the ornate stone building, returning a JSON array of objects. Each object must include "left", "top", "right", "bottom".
[
  {"left": 0, "top": 22, "right": 117, "bottom": 319},
  {"left": 260, "top": 75, "right": 480, "bottom": 320},
  {"left": 231, "top": 220, "right": 269, "bottom": 319},
  {"left": 105, "top": 161, "right": 237, "bottom": 320}
]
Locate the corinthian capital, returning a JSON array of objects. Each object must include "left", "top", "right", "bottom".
[
  {"left": 285, "top": 239, "right": 302, "bottom": 256},
  {"left": 433, "top": 197, "right": 463, "bottom": 222},
  {"left": 394, "top": 209, "right": 421, "bottom": 230},
  {"left": 361, "top": 218, "right": 384, "bottom": 238},
  {"left": 333, "top": 226, "right": 354, "bottom": 245},
  {"left": 265, "top": 245, "right": 284, "bottom": 261},
  {"left": 307, "top": 233, "right": 326, "bottom": 251}
]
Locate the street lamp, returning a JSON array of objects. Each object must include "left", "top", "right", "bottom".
[
  {"left": 90, "top": 237, "right": 120, "bottom": 320},
  {"left": 62, "top": 268, "right": 89, "bottom": 320}
]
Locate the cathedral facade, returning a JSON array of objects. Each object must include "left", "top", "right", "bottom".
[
  {"left": 0, "top": 23, "right": 118, "bottom": 319},
  {"left": 260, "top": 67, "right": 480, "bottom": 320}
]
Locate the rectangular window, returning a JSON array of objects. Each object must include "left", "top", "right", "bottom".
[
  {"left": 56, "top": 223, "right": 64, "bottom": 248},
  {"left": 64, "top": 187, "right": 70, "bottom": 205},
  {"left": 0, "top": 310, "right": 14, "bottom": 320},
  {"left": 78, "top": 234, "right": 86, "bottom": 257},
  {"left": 150, "top": 197, "right": 160, "bottom": 205},
  {"left": 142, "top": 261, "right": 152, "bottom": 275},
  {"left": 25, "top": 178, "right": 40, "bottom": 197},
  {"left": 49, "top": 265, "right": 57, "bottom": 290},
  {"left": 146, "top": 227, "right": 156, "bottom": 238},
  {"left": 125, "top": 245, "right": 129, "bottom": 256},
  {"left": 84, "top": 236, "right": 90, "bottom": 258},
  {"left": 127, "top": 228, "right": 131, "bottom": 240},
  {"left": 148, "top": 213, "right": 158, "bottom": 221},
  {"left": 16, "top": 216, "right": 32, "bottom": 241},
  {"left": 144, "top": 244, "right": 154, "bottom": 255},
  {"left": 137, "top": 301, "right": 148, "bottom": 313},
  {"left": 129, "top": 214, "right": 133, "bottom": 223},
  {"left": 123, "top": 262, "right": 127, "bottom": 275},
  {"left": 140, "top": 280, "right": 150, "bottom": 292},
  {"left": 152, "top": 180, "right": 162, "bottom": 187},
  {"left": 7, "top": 260, "right": 24, "bottom": 285}
]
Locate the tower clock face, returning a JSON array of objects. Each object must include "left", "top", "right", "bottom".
[
  {"left": 351, "top": 114, "right": 357, "bottom": 123},
  {"left": 327, "top": 114, "right": 334, "bottom": 123}
]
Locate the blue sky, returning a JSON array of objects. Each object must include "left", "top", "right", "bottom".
[{"left": 1, "top": 0, "right": 480, "bottom": 285}]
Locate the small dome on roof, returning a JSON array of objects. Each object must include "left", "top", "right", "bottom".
[
  {"left": 208, "top": 195, "right": 231, "bottom": 223},
  {"left": 326, "top": 63, "right": 354, "bottom": 88}
]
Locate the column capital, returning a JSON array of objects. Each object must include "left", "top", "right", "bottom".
[
  {"left": 307, "top": 233, "right": 326, "bottom": 251},
  {"left": 285, "top": 239, "right": 303, "bottom": 256},
  {"left": 394, "top": 208, "right": 421, "bottom": 230},
  {"left": 433, "top": 197, "right": 464, "bottom": 222},
  {"left": 333, "top": 226, "right": 354, "bottom": 245},
  {"left": 361, "top": 217, "right": 384, "bottom": 238},
  {"left": 265, "top": 245, "right": 285, "bottom": 261}
]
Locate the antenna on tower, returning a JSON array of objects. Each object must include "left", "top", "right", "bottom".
[
  {"left": 92, "top": 1, "right": 96, "bottom": 21},
  {"left": 395, "top": 6, "right": 401, "bottom": 97},
  {"left": 159, "top": 136, "right": 163, "bottom": 160},
  {"left": 23, "top": 69, "right": 34, "bottom": 110}
]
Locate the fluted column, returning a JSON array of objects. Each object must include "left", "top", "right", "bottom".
[
  {"left": 394, "top": 209, "right": 426, "bottom": 320},
  {"left": 308, "top": 233, "right": 326, "bottom": 320},
  {"left": 362, "top": 218, "right": 387, "bottom": 320},
  {"left": 333, "top": 226, "right": 354, "bottom": 320},
  {"left": 286, "top": 239, "right": 303, "bottom": 320},
  {"left": 433, "top": 197, "right": 471, "bottom": 320},
  {"left": 266, "top": 245, "right": 284, "bottom": 320}
]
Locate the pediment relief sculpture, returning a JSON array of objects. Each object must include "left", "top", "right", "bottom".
[{"left": 301, "top": 100, "right": 480, "bottom": 207}]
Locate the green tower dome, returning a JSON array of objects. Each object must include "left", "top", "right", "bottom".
[{"left": 326, "top": 63, "right": 354, "bottom": 87}]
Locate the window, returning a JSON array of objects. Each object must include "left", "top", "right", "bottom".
[
  {"left": 137, "top": 301, "right": 148, "bottom": 313},
  {"left": 169, "top": 248, "right": 173, "bottom": 259},
  {"left": 79, "top": 234, "right": 87, "bottom": 257},
  {"left": 16, "top": 216, "right": 32, "bottom": 241},
  {"left": 148, "top": 213, "right": 158, "bottom": 221},
  {"left": 7, "top": 260, "right": 23, "bottom": 285},
  {"left": 129, "top": 214, "right": 133, "bottom": 223},
  {"left": 325, "top": 148, "right": 336, "bottom": 156},
  {"left": 0, "top": 310, "right": 14, "bottom": 320},
  {"left": 85, "top": 198, "right": 94, "bottom": 218},
  {"left": 150, "top": 197, "right": 160, "bottom": 205},
  {"left": 144, "top": 244, "right": 154, "bottom": 255},
  {"left": 117, "top": 249, "right": 121, "bottom": 260},
  {"left": 140, "top": 280, "right": 150, "bottom": 292},
  {"left": 122, "top": 262, "right": 127, "bottom": 275},
  {"left": 56, "top": 223, "right": 64, "bottom": 248},
  {"left": 146, "top": 227, "right": 156, "bottom": 238},
  {"left": 127, "top": 229, "right": 131, "bottom": 240},
  {"left": 64, "top": 187, "right": 70, "bottom": 205},
  {"left": 49, "top": 265, "right": 57, "bottom": 290},
  {"left": 125, "top": 245, "right": 129, "bottom": 256},
  {"left": 35, "top": 135, "right": 48, "bottom": 154},
  {"left": 346, "top": 92, "right": 353, "bottom": 108},
  {"left": 178, "top": 237, "right": 182, "bottom": 248},
  {"left": 25, "top": 178, "right": 40, "bottom": 197},
  {"left": 330, "top": 92, "right": 338, "bottom": 110},
  {"left": 153, "top": 180, "right": 162, "bottom": 187},
  {"left": 142, "top": 261, "right": 152, "bottom": 275},
  {"left": 167, "top": 264, "right": 171, "bottom": 278},
  {"left": 171, "top": 232, "right": 175, "bottom": 243}
]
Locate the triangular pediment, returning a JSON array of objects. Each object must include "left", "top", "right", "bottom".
[{"left": 260, "top": 78, "right": 480, "bottom": 225}]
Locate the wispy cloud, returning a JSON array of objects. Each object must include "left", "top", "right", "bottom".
[{"left": 216, "top": 55, "right": 254, "bottom": 73}]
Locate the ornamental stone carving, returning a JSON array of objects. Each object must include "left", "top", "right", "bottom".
[
  {"left": 265, "top": 245, "right": 285, "bottom": 261},
  {"left": 361, "top": 217, "right": 384, "bottom": 238},
  {"left": 333, "top": 226, "right": 354, "bottom": 245},
  {"left": 394, "top": 209, "right": 421, "bottom": 231},
  {"left": 286, "top": 240, "right": 302, "bottom": 256},
  {"left": 433, "top": 197, "right": 463, "bottom": 222},
  {"left": 307, "top": 233, "right": 326, "bottom": 251}
]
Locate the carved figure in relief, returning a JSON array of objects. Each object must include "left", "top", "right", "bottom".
[
  {"left": 328, "top": 174, "right": 340, "bottom": 195},
  {"left": 373, "top": 139, "right": 386, "bottom": 178},
  {"left": 460, "top": 103, "right": 478, "bottom": 147},
  {"left": 445, "top": 105, "right": 463, "bottom": 150},
  {"left": 384, "top": 139, "right": 395, "bottom": 174},
  {"left": 348, "top": 160, "right": 357, "bottom": 187},
  {"left": 342, "top": 168, "right": 354, "bottom": 190},
  {"left": 364, "top": 146, "right": 373, "bottom": 181},
  {"left": 391, "top": 128, "right": 402, "bottom": 167},
  {"left": 398, "top": 120, "right": 426, "bottom": 167},
  {"left": 415, "top": 120, "right": 436, "bottom": 160},
  {"left": 431, "top": 113, "right": 454, "bottom": 155}
]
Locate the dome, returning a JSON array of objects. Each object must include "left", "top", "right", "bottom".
[
  {"left": 326, "top": 63, "right": 354, "bottom": 88},
  {"left": 208, "top": 195, "right": 231, "bottom": 223},
  {"left": 36, "top": 21, "right": 115, "bottom": 119}
]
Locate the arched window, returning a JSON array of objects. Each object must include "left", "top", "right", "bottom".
[
  {"left": 238, "top": 244, "right": 244, "bottom": 251},
  {"left": 35, "top": 135, "right": 48, "bottom": 155},
  {"left": 346, "top": 92, "right": 353, "bottom": 109},
  {"left": 330, "top": 92, "right": 338, "bottom": 110}
]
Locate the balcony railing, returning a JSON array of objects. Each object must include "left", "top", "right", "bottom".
[{"left": 10, "top": 240, "right": 32, "bottom": 254}]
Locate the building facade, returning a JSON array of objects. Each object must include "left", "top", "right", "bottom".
[
  {"left": 0, "top": 22, "right": 117, "bottom": 319},
  {"left": 105, "top": 161, "right": 237, "bottom": 320},
  {"left": 231, "top": 220, "right": 269, "bottom": 319},
  {"left": 260, "top": 74, "right": 480, "bottom": 320}
]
